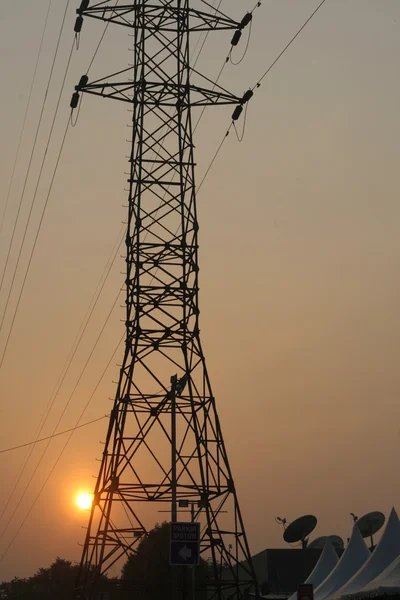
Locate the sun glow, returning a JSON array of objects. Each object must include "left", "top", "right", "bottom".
[{"left": 76, "top": 492, "right": 93, "bottom": 510}]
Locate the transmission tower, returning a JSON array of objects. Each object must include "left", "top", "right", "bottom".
[{"left": 72, "top": 1, "right": 256, "bottom": 599}]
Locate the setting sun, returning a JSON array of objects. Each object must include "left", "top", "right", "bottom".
[{"left": 76, "top": 493, "right": 93, "bottom": 510}]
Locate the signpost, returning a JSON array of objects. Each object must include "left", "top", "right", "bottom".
[
  {"left": 297, "top": 584, "right": 314, "bottom": 600},
  {"left": 170, "top": 522, "right": 200, "bottom": 566}
]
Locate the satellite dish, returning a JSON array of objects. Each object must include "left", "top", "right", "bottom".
[
  {"left": 328, "top": 535, "right": 344, "bottom": 550},
  {"left": 283, "top": 515, "right": 317, "bottom": 549},
  {"left": 356, "top": 511, "right": 385, "bottom": 550},
  {"left": 308, "top": 535, "right": 344, "bottom": 551}
]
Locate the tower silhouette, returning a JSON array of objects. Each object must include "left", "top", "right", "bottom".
[{"left": 73, "top": 2, "right": 256, "bottom": 598}]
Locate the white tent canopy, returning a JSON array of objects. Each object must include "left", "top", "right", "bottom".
[
  {"left": 334, "top": 507, "right": 400, "bottom": 599},
  {"left": 353, "top": 550, "right": 400, "bottom": 597},
  {"left": 287, "top": 540, "right": 339, "bottom": 600},
  {"left": 314, "top": 524, "right": 370, "bottom": 600}
]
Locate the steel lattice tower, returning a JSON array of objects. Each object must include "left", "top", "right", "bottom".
[{"left": 73, "top": 1, "right": 256, "bottom": 598}]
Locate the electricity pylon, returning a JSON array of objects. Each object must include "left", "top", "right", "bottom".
[{"left": 72, "top": 2, "right": 256, "bottom": 599}]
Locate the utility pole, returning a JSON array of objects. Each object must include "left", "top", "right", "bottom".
[
  {"left": 72, "top": 2, "right": 257, "bottom": 599},
  {"left": 190, "top": 502, "right": 196, "bottom": 600},
  {"left": 171, "top": 374, "right": 178, "bottom": 600},
  {"left": 171, "top": 375, "right": 178, "bottom": 524}
]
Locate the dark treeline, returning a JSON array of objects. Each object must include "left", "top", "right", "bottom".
[
  {"left": 0, "top": 522, "right": 211, "bottom": 599},
  {"left": 0, "top": 558, "right": 80, "bottom": 600}
]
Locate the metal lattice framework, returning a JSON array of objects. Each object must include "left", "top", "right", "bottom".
[{"left": 74, "top": 1, "right": 256, "bottom": 598}]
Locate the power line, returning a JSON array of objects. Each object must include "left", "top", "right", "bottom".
[
  {"left": 86, "top": 0, "right": 121, "bottom": 75},
  {"left": 0, "top": 225, "right": 124, "bottom": 526},
  {"left": 0, "top": 0, "right": 125, "bottom": 510},
  {"left": 197, "top": 123, "right": 233, "bottom": 192},
  {"left": 193, "top": 0, "right": 263, "bottom": 133},
  {"left": 193, "top": 55, "right": 229, "bottom": 134},
  {"left": 0, "top": 416, "right": 108, "bottom": 455},
  {"left": 192, "top": 0, "right": 223, "bottom": 70},
  {"left": 0, "top": 113, "right": 71, "bottom": 371},
  {"left": 0, "top": 118, "right": 71, "bottom": 536},
  {"left": 0, "top": 39, "right": 75, "bottom": 347},
  {"left": 252, "top": 0, "right": 328, "bottom": 91},
  {"left": 0, "top": 123, "right": 72, "bottom": 539},
  {"left": 0, "top": 0, "right": 53, "bottom": 237},
  {"left": 197, "top": 0, "right": 329, "bottom": 184},
  {"left": 0, "top": 0, "right": 128, "bottom": 368},
  {"left": 0, "top": 333, "right": 124, "bottom": 564},
  {"left": 0, "top": 287, "right": 122, "bottom": 544},
  {"left": 0, "top": 5, "right": 128, "bottom": 532},
  {"left": 0, "top": 0, "right": 72, "bottom": 305}
]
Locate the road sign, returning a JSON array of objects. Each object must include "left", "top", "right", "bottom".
[
  {"left": 170, "top": 522, "right": 200, "bottom": 566},
  {"left": 297, "top": 584, "right": 314, "bottom": 600}
]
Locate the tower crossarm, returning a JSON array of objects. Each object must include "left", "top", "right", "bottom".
[
  {"left": 77, "top": 3, "right": 241, "bottom": 32},
  {"left": 75, "top": 78, "right": 240, "bottom": 107}
]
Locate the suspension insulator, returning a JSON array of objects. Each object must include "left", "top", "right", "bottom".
[
  {"left": 78, "top": 0, "right": 90, "bottom": 12},
  {"left": 74, "top": 16, "right": 84, "bottom": 33},
  {"left": 242, "top": 89, "right": 254, "bottom": 104},
  {"left": 232, "top": 105, "right": 243, "bottom": 121},
  {"left": 240, "top": 12, "right": 253, "bottom": 30},
  {"left": 77, "top": 74, "right": 89, "bottom": 89},
  {"left": 231, "top": 30, "right": 242, "bottom": 47},
  {"left": 70, "top": 91, "right": 80, "bottom": 109}
]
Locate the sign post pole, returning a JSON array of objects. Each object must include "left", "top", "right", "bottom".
[
  {"left": 191, "top": 503, "right": 196, "bottom": 600},
  {"left": 170, "top": 375, "right": 178, "bottom": 600}
]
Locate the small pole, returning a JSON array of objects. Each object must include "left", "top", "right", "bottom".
[
  {"left": 171, "top": 374, "right": 178, "bottom": 523},
  {"left": 171, "top": 375, "right": 178, "bottom": 600},
  {"left": 191, "top": 502, "right": 196, "bottom": 600}
]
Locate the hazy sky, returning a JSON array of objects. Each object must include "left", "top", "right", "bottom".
[{"left": 0, "top": 0, "right": 400, "bottom": 582}]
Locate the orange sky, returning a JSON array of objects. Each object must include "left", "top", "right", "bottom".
[{"left": 0, "top": 0, "right": 400, "bottom": 581}]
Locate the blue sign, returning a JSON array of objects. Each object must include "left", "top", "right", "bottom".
[{"left": 170, "top": 522, "right": 200, "bottom": 566}]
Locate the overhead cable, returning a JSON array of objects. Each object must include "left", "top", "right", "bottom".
[
  {"left": 0, "top": 37, "right": 75, "bottom": 346},
  {"left": 0, "top": 0, "right": 53, "bottom": 238},
  {"left": 85, "top": 0, "right": 121, "bottom": 75},
  {"left": 197, "top": 123, "right": 233, "bottom": 193},
  {"left": 0, "top": 113, "right": 71, "bottom": 372},
  {"left": 0, "top": 416, "right": 108, "bottom": 455},
  {"left": 198, "top": 0, "right": 329, "bottom": 179},
  {"left": 0, "top": 0, "right": 124, "bottom": 360},
  {"left": 192, "top": 0, "right": 223, "bottom": 70},
  {"left": 193, "top": 1, "right": 260, "bottom": 133},
  {"left": 0, "top": 287, "right": 122, "bottom": 543},
  {"left": 252, "top": 0, "right": 328, "bottom": 91},
  {"left": 0, "top": 333, "right": 124, "bottom": 564},
  {"left": 0, "top": 0, "right": 72, "bottom": 304},
  {"left": 0, "top": 225, "right": 124, "bottom": 525},
  {"left": 0, "top": 1, "right": 127, "bottom": 530}
]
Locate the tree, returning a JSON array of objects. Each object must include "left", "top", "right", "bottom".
[
  {"left": 0, "top": 558, "right": 79, "bottom": 600},
  {"left": 0, "top": 577, "right": 32, "bottom": 600},
  {"left": 121, "top": 522, "right": 212, "bottom": 600}
]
